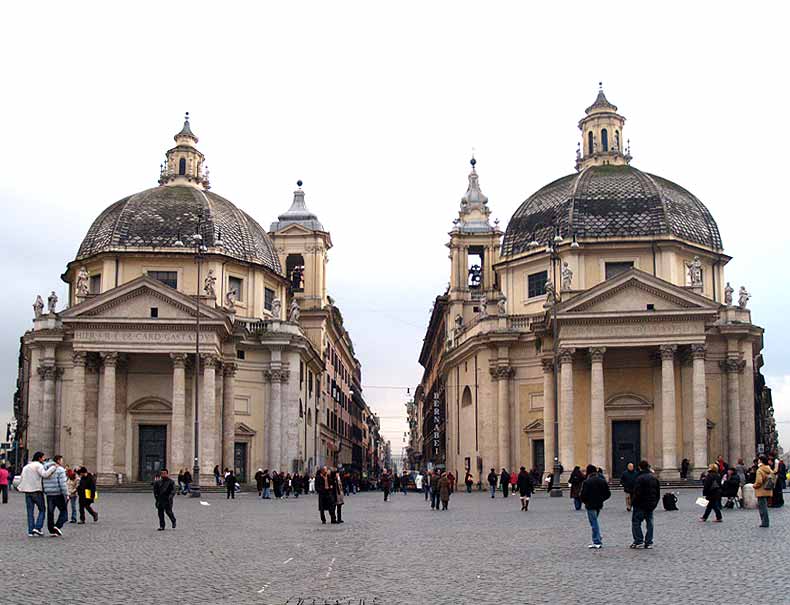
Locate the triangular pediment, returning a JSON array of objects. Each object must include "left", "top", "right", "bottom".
[
  {"left": 61, "top": 275, "right": 228, "bottom": 322},
  {"left": 523, "top": 418, "right": 544, "bottom": 433},
  {"left": 273, "top": 223, "right": 315, "bottom": 236},
  {"left": 235, "top": 422, "right": 257, "bottom": 437},
  {"left": 557, "top": 269, "right": 720, "bottom": 315}
]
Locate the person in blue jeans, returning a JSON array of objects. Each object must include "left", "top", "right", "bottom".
[
  {"left": 487, "top": 469, "right": 498, "bottom": 498},
  {"left": 579, "top": 464, "right": 611, "bottom": 549},
  {"left": 630, "top": 460, "right": 661, "bottom": 549},
  {"left": 17, "top": 451, "right": 57, "bottom": 536}
]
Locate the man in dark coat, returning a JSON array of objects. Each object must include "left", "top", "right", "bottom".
[
  {"left": 254, "top": 469, "right": 264, "bottom": 497},
  {"left": 487, "top": 469, "right": 498, "bottom": 498},
  {"left": 430, "top": 470, "right": 441, "bottom": 510},
  {"left": 630, "top": 460, "right": 660, "bottom": 548},
  {"left": 619, "top": 462, "right": 638, "bottom": 511},
  {"left": 579, "top": 464, "right": 611, "bottom": 549},
  {"left": 153, "top": 468, "right": 176, "bottom": 531},
  {"left": 315, "top": 466, "right": 337, "bottom": 524},
  {"left": 517, "top": 467, "right": 534, "bottom": 511},
  {"left": 499, "top": 469, "right": 510, "bottom": 498},
  {"left": 380, "top": 470, "right": 392, "bottom": 502},
  {"left": 700, "top": 464, "right": 722, "bottom": 522}
]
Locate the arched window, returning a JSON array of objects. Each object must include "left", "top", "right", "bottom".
[
  {"left": 601, "top": 129, "right": 609, "bottom": 152},
  {"left": 615, "top": 130, "right": 620, "bottom": 150},
  {"left": 286, "top": 254, "right": 305, "bottom": 292},
  {"left": 461, "top": 386, "right": 472, "bottom": 407},
  {"left": 587, "top": 131, "right": 594, "bottom": 155},
  {"left": 178, "top": 158, "right": 186, "bottom": 175}
]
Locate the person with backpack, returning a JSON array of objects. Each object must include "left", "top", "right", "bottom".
[
  {"left": 630, "top": 460, "right": 660, "bottom": 549},
  {"left": 700, "top": 464, "right": 723, "bottom": 522},
  {"left": 487, "top": 469, "right": 498, "bottom": 498},
  {"left": 579, "top": 464, "right": 611, "bottom": 549},
  {"left": 753, "top": 454, "right": 775, "bottom": 528}
]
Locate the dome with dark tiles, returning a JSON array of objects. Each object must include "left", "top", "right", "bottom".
[
  {"left": 76, "top": 185, "right": 282, "bottom": 274},
  {"left": 502, "top": 164, "right": 722, "bottom": 256}
]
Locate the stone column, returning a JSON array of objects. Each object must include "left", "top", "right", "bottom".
[
  {"left": 660, "top": 345, "right": 679, "bottom": 479},
  {"left": 71, "top": 352, "right": 87, "bottom": 465},
  {"left": 279, "top": 367, "right": 293, "bottom": 471},
  {"left": 53, "top": 368, "right": 64, "bottom": 455},
  {"left": 490, "top": 366, "right": 513, "bottom": 470},
  {"left": 541, "top": 358, "right": 555, "bottom": 473},
  {"left": 222, "top": 363, "right": 237, "bottom": 471},
  {"left": 740, "top": 347, "right": 756, "bottom": 460},
  {"left": 691, "top": 344, "right": 708, "bottom": 473},
  {"left": 589, "top": 347, "right": 606, "bottom": 472},
  {"left": 200, "top": 355, "right": 218, "bottom": 481},
  {"left": 268, "top": 368, "right": 283, "bottom": 470},
  {"left": 263, "top": 369, "right": 274, "bottom": 469},
  {"left": 721, "top": 357, "right": 744, "bottom": 464},
  {"left": 559, "top": 348, "right": 575, "bottom": 473},
  {"left": 170, "top": 353, "right": 187, "bottom": 470},
  {"left": 38, "top": 364, "right": 57, "bottom": 454},
  {"left": 97, "top": 352, "right": 118, "bottom": 483}
]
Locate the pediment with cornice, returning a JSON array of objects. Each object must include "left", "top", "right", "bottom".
[
  {"left": 605, "top": 393, "right": 653, "bottom": 410},
  {"left": 128, "top": 396, "right": 172, "bottom": 413},
  {"left": 235, "top": 422, "right": 257, "bottom": 437},
  {"left": 523, "top": 418, "right": 544, "bottom": 433}
]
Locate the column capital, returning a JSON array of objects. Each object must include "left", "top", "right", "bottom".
[
  {"left": 659, "top": 344, "right": 677, "bottom": 361},
  {"left": 100, "top": 352, "right": 119, "bottom": 367},
  {"left": 37, "top": 364, "right": 57, "bottom": 380},
  {"left": 489, "top": 366, "right": 514, "bottom": 381},
  {"left": 690, "top": 344, "right": 706, "bottom": 360},
  {"left": 541, "top": 357, "right": 555, "bottom": 373},
  {"left": 73, "top": 351, "right": 88, "bottom": 367},
  {"left": 589, "top": 347, "right": 606, "bottom": 363},
  {"left": 720, "top": 357, "right": 746, "bottom": 373},
  {"left": 271, "top": 369, "right": 290, "bottom": 383},
  {"left": 170, "top": 352, "right": 188, "bottom": 368},
  {"left": 558, "top": 348, "right": 576, "bottom": 364},
  {"left": 262, "top": 369, "right": 272, "bottom": 383},
  {"left": 223, "top": 362, "right": 238, "bottom": 377},
  {"left": 200, "top": 353, "right": 219, "bottom": 368}
]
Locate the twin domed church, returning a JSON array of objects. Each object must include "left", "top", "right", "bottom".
[
  {"left": 16, "top": 114, "right": 378, "bottom": 485},
  {"left": 414, "top": 86, "right": 777, "bottom": 480}
]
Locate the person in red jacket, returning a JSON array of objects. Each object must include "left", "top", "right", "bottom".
[{"left": 0, "top": 463, "right": 9, "bottom": 504}]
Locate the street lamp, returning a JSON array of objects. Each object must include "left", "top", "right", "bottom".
[
  {"left": 528, "top": 225, "right": 580, "bottom": 497},
  {"left": 190, "top": 213, "right": 207, "bottom": 498}
]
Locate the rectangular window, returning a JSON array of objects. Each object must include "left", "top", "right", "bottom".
[
  {"left": 228, "top": 276, "right": 243, "bottom": 302},
  {"left": 605, "top": 261, "right": 634, "bottom": 280},
  {"left": 150, "top": 307, "right": 158, "bottom": 318},
  {"left": 264, "top": 287, "right": 275, "bottom": 312},
  {"left": 236, "top": 350, "right": 245, "bottom": 360},
  {"left": 89, "top": 274, "right": 101, "bottom": 294},
  {"left": 527, "top": 270, "right": 548, "bottom": 298},
  {"left": 147, "top": 271, "right": 178, "bottom": 289}
]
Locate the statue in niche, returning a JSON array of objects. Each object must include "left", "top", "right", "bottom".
[
  {"left": 204, "top": 269, "right": 217, "bottom": 298},
  {"left": 271, "top": 297, "right": 282, "bottom": 319},
  {"left": 724, "top": 282, "right": 734, "bottom": 306},
  {"left": 33, "top": 295, "right": 44, "bottom": 319},
  {"left": 47, "top": 291, "right": 58, "bottom": 314},
  {"left": 688, "top": 256, "right": 703, "bottom": 287},
  {"left": 455, "top": 314, "right": 463, "bottom": 329},
  {"left": 76, "top": 266, "right": 89, "bottom": 298},
  {"left": 479, "top": 293, "right": 487, "bottom": 318},
  {"left": 738, "top": 286, "right": 750, "bottom": 309},
  {"left": 497, "top": 295, "right": 507, "bottom": 316},
  {"left": 289, "top": 299, "right": 301, "bottom": 323},
  {"left": 544, "top": 279, "right": 556, "bottom": 306},
  {"left": 561, "top": 261, "right": 573, "bottom": 290},
  {"left": 225, "top": 287, "right": 237, "bottom": 311}
]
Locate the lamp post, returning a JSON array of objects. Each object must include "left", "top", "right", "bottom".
[
  {"left": 528, "top": 226, "right": 579, "bottom": 497},
  {"left": 190, "top": 213, "right": 207, "bottom": 498}
]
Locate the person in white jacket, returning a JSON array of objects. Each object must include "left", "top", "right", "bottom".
[{"left": 18, "top": 451, "right": 57, "bottom": 537}]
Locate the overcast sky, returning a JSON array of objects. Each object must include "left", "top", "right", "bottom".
[{"left": 1, "top": 2, "right": 788, "bottom": 452}]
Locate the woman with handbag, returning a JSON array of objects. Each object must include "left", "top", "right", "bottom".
[{"left": 77, "top": 467, "right": 98, "bottom": 523}]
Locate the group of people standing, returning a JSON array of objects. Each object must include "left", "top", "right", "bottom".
[
  {"left": 314, "top": 466, "right": 346, "bottom": 524},
  {"left": 14, "top": 451, "right": 98, "bottom": 537},
  {"left": 253, "top": 469, "right": 309, "bottom": 500}
]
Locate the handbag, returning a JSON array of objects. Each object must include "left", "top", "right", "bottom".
[{"left": 84, "top": 489, "right": 92, "bottom": 500}]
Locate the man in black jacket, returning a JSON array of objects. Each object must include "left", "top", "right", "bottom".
[
  {"left": 630, "top": 460, "right": 660, "bottom": 549},
  {"left": 579, "top": 464, "right": 610, "bottom": 549},
  {"left": 153, "top": 468, "right": 176, "bottom": 531}
]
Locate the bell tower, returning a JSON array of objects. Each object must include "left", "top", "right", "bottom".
[
  {"left": 447, "top": 158, "right": 502, "bottom": 328},
  {"left": 159, "top": 112, "right": 211, "bottom": 189},
  {"left": 576, "top": 84, "right": 631, "bottom": 171},
  {"left": 270, "top": 181, "right": 332, "bottom": 312}
]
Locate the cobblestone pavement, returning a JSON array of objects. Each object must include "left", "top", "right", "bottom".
[{"left": 1, "top": 488, "right": 787, "bottom": 604}]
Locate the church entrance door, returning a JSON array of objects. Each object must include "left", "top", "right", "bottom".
[
  {"left": 234, "top": 442, "right": 248, "bottom": 483},
  {"left": 532, "top": 439, "right": 545, "bottom": 474},
  {"left": 138, "top": 425, "right": 167, "bottom": 482},
  {"left": 611, "top": 420, "right": 640, "bottom": 478}
]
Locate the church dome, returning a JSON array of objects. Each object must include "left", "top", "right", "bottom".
[
  {"left": 76, "top": 185, "right": 282, "bottom": 274},
  {"left": 502, "top": 164, "right": 722, "bottom": 257}
]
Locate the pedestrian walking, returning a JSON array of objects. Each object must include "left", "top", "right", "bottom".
[
  {"left": 43, "top": 455, "right": 69, "bottom": 537},
  {"left": 700, "top": 464, "right": 723, "bottom": 522},
  {"left": 401, "top": 471, "right": 409, "bottom": 495},
  {"left": 580, "top": 464, "right": 610, "bottom": 549},
  {"left": 630, "top": 460, "right": 660, "bottom": 549},
  {"left": 182, "top": 469, "right": 192, "bottom": 495},
  {"left": 437, "top": 471, "right": 451, "bottom": 510},
  {"left": 66, "top": 468, "right": 79, "bottom": 523},
  {"left": 0, "top": 463, "right": 9, "bottom": 504},
  {"left": 423, "top": 470, "right": 431, "bottom": 500},
  {"left": 753, "top": 454, "right": 775, "bottom": 528},
  {"left": 447, "top": 471, "right": 455, "bottom": 494},
  {"left": 380, "top": 470, "right": 392, "bottom": 502},
  {"left": 517, "top": 466, "right": 534, "bottom": 511},
  {"left": 255, "top": 468, "right": 264, "bottom": 497},
  {"left": 680, "top": 458, "right": 690, "bottom": 479},
  {"left": 430, "top": 471, "right": 440, "bottom": 510},
  {"left": 487, "top": 468, "right": 498, "bottom": 498},
  {"left": 153, "top": 468, "right": 177, "bottom": 530},
  {"left": 331, "top": 469, "right": 345, "bottom": 523},
  {"left": 500, "top": 468, "right": 510, "bottom": 498},
  {"left": 225, "top": 469, "right": 237, "bottom": 499},
  {"left": 771, "top": 458, "right": 785, "bottom": 508},
  {"left": 315, "top": 467, "right": 337, "bottom": 524},
  {"left": 464, "top": 471, "right": 474, "bottom": 493},
  {"left": 261, "top": 469, "right": 271, "bottom": 499},
  {"left": 293, "top": 472, "right": 303, "bottom": 498},
  {"left": 214, "top": 465, "right": 222, "bottom": 486},
  {"left": 619, "top": 462, "right": 638, "bottom": 511},
  {"left": 569, "top": 466, "right": 585, "bottom": 511},
  {"left": 18, "top": 451, "right": 57, "bottom": 536},
  {"left": 393, "top": 472, "right": 400, "bottom": 495},
  {"left": 77, "top": 467, "right": 98, "bottom": 523}
]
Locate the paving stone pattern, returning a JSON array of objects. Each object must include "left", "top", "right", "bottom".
[{"left": 1, "top": 489, "right": 786, "bottom": 604}]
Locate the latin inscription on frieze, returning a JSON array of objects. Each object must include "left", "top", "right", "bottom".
[{"left": 75, "top": 330, "right": 214, "bottom": 345}]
